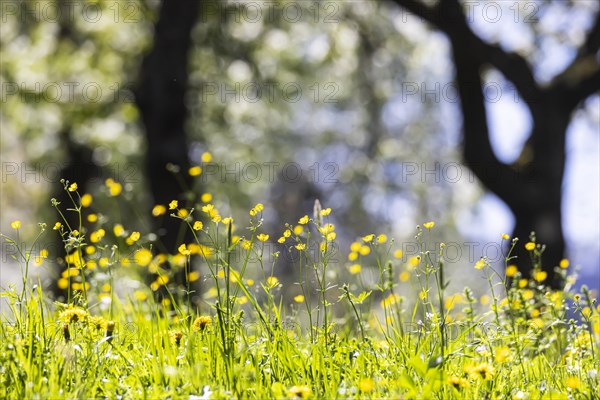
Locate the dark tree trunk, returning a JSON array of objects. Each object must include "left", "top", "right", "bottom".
[
  {"left": 390, "top": 0, "right": 600, "bottom": 287},
  {"left": 135, "top": 0, "right": 201, "bottom": 255}
]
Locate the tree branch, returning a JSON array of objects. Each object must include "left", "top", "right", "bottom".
[{"left": 390, "top": 0, "right": 541, "bottom": 105}]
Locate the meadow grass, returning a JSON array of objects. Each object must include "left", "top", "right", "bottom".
[{"left": 0, "top": 178, "right": 598, "bottom": 399}]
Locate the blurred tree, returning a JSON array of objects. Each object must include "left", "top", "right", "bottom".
[
  {"left": 135, "top": 0, "right": 200, "bottom": 255},
  {"left": 390, "top": 0, "right": 600, "bottom": 286}
]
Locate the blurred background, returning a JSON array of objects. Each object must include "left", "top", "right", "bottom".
[{"left": 1, "top": 0, "right": 598, "bottom": 303}]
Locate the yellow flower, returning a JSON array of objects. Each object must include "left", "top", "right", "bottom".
[
  {"left": 320, "top": 207, "right": 331, "bottom": 216},
  {"left": 495, "top": 347, "right": 511, "bottom": 363},
  {"left": 71, "top": 230, "right": 80, "bottom": 237},
  {"left": 188, "top": 166, "right": 202, "bottom": 176},
  {"left": 81, "top": 193, "right": 92, "bottom": 207},
  {"left": 201, "top": 193, "right": 212, "bottom": 203},
  {"left": 319, "top": 223, "right": 335, "bottom": 235},
  {"left": 559, "top": 258, "right": 569, "bottom": 269},
  {"left": 399, "top": 271, "right": 410, "bottom": 282},
  {"left": 524, "top": 242, "right": 535, "bottom": 251},
  {"left": 222, "top": 217, "right": 233, "bottom": 225},
  {"left": 359, "top": 378, "right": 374, "bottom": 393},
  {"left": 242, "top": 240, "right": 253, "bottom": 250},
  {"left": 192, "top": 316, "right": 212, "bottom": 332},
  {"left": 212, "top": 214, "right": 221, "bottom": 223},
  {"left": 377, "top": 234, "right": 388, "bottom": 243},
  {"left": 349, "top": 264, "right": 361, "bottom": 274},
  {"left": 177, "top": 208, "right": 188, "bottom": 218},
  {"left": 201, "top": 152, "right": 212, "bottom": 162},
  {"left": 534, "top": 270, "right": 547, "bottom": 282},
  {"left": 257, "top": 233, "right": 269, "bottom": 242},
  {"left": 277, "top": 237, "right": 286, "bottom": 244},
  {"left": 362, "top": 234, "right": 374, "bottom": 243},
  {"left": 298, "top": 215, "right": 309, "bottom": 225},
  {"left": 359, "top": 245, "right": 371, "bottom": 256},
  {"left": 565, "top": 376, "right": 580, "bottom": 390},
  {"left": 474, "top": 259, "right": 486, "bottom": 270},
  {"left": 283, "top": 229, "right": 292, "bottom": 238},
  {"left": 294, "top": 295, "right": 305, "bottom": 303},
  {"left": 267, "top": 276, "right": 279, "bottom": 287},
  {"left": 152, "top": 204, "right": 166, "bottom": 216},
  {"left": 287, "top": 385, "right": 312, "bottom": 399},
  {"left": 254, "top": 203, "right": 264, "bottom": 212},
  {"left": 135, "top": 248, "right": 153, "bottom": 267},
  {"left": 423, "top": 221, "right": 435, "bottom": 229},
  {"left": 133, "top": 291, "right": 147, "bottom": 301},
  {"left": 193, "top": 221, "right": 203, "bottom": 231},
  {"left": 519, "top": 278, "right": 528, "bottom": 288},
  {"left": 295, "top": 243, "right": 307, "bottom": 251},
  {"left": 53, "top": 222, "right": 62, "bottom": 230},
  {"left": 348, "top": 252, "right": 358, "bottom": 261},
  {"left": 113, "top": 224, "right": 125, "bottom": 236},
  {"left": 448, "top": 375, "right": 469, "bottom": 389},
  {"left": 188, "top": 271, "right": 200, "bottom": 282},
  {"left": 87, "top": 214, "right": 97, "bottom": 223},
  {"left": 501, "top": 233, "right": 510, "bottom": 240},
  {"left": 58, "top": 306, "right": 88, "bottom": 324},
  {"left": 178, "top": 244, "right": 191, "bottom": 256},
  {"left": 480, "top": 295, "right": 490, "bottom": 305},
  {"left": 129, "top": 231, "right": 140, "bottom": 242},
  {"left": 419, "top": 289, "right": 428, "bottom": 300},
  {"left": 10, "top": 220, "right": 21, "bottom": 229},
  {"left": 466, "top": 363, "right": 495, "bottom": 380},
  {"left": 68, "top": 182, "right": 78, "bottom": 192},
  {"left": 105, "top": 179, "right": 122, "bottom": 196},
  {"left": 293, "top": 225, "right": 304, "bottom": 235},
  {"left": 169, "top": 200, "right": 179, "bottom": 210},
  {"left": 408, "top": 255, "right": 421, "bottom": 269},
  {"left": 506, "top": 265, "right": 518, "bottom": 277},
  {"left": 394, "top": 249, "right": 403, "bottom": 259},
  {"left": 202, "top": 204, "right": 214, "bottom": 213}
]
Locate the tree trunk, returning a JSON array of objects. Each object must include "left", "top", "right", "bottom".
[{"left": 135, "top": 0, "right": 201, "bottom": 255}]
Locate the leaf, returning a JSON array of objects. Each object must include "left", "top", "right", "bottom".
[{"left": 408, "top": 354, "right": 428, "bottom": 377}]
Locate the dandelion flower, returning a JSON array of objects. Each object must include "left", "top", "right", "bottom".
[
  {"left": 287, "top": 385, "right": 312, "bottom": 399},
  {"left": 467, "top": 363, "right": 495, "bottom": 380},
  {"left": 193, "top": 316, "right": 212, "bottom": 332},
  {"left": 58, "top": 305, "right": 88, "bottom": 324}
]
